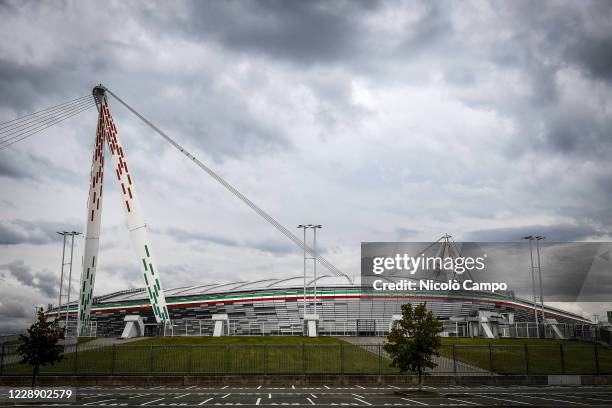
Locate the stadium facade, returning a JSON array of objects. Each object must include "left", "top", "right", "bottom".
[{"left": 49, "top": 274, "right": 591, "bottom": 337}]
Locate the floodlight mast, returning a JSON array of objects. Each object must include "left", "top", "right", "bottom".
[
  {"left": 523, "top": 235, "right": 540, "bottom": 338},
  {"left": 77, "top": 85, "right": 170, "bottom": 335}
]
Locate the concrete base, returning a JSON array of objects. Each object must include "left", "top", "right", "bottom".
[
  {"left": 120, "top": 315, "right": 145, "bottom": 339},
  {"left": 212, "top": 314, "right": 229, "bottom": 337},
  {"left": 303, "top": 314, "right": 319, "bottom": 337}
]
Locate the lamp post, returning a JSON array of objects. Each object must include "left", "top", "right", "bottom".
[
  {"left": 312, "top": 225, "right": 322, "bottom": 315},
  {"left": 57, "top": 231, "right": 81, "bottom": 330},
  {"left": 297, "top": 224, "right": 323, "bottom": 316},
  {"left": 298, "top": 225, "right": 307, "bottom": 318},
  {"left": 535, "top": 236, "right": 546, "bottom": 330},
  {"left": 523, "top": 235, "right": 540, "bottom": 338}
]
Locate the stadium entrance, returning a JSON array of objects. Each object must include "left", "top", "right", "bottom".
[{"left": 357, "top": 319, "right": 377, "bottom": 336}]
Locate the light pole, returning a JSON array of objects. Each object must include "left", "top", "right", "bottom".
[
  {"left": 523, "top": 235, "right": 540, "bottom": 338},
  {"left": 535, "top": 236, "right": 546, "bottom": 330},
  {"left": 57, "top": 231, "right": 81, "bottom": 331},
  {"left": 312, "top": 225, "right": 322, "bottom": 315},
  {"left": 297, "top": 224, "right": 322, "bottom": 317},
  {"left": 298, "top": 225, "right": 308, "bottom": 318}
]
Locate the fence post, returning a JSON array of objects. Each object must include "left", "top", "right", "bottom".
[
  {"left": 559, "top": 344, "right": 565, "bottom": 374},
  {"left": 0, "top": 343, "right": 5, "bottom": 376},
  {"left": 524, "top": 344, "right": 529, "bottom": 375},
  {"left": 595, "top": 343, "right": 600, "bottom": 374},
  {"left": 264, "top": 345, "right": 268, "bottom": 376},
  {"left": 111, "top": 344, "right": 116, "bottom": 375},
  {"left": 340, "top": 344, "right": 344, "bottom": 375},
  {"left": 488, "top": 344, "right": 493, "bottom": 375},
  {"left": 225, "top": 345, "right": 230, "bottom": 374},
  {"left": 73, "top": 342, "right": 79, "bottom": 375},
  {"left": 302, "top": 344, "right": 305, "bottom": 374},
  {"left": 149, "top": 344, "right": 154, "bottom": 374},
  {"left": 378, "top": 344, "right": 382, "bottom": 375},
  {"left": 452, "top": 344, "right": 457, "bottom": 376}
]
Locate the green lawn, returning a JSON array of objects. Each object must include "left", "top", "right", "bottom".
[
  {"left": 2, "top": 336, "right": 610, "bottom": 376},
  {"left": 438, "top": 339, "right": 611, "bottom": 374},
  {"left": 2, "top": 336, "right": 391, "bottom": 376}
]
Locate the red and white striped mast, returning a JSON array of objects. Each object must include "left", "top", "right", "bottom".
[{"left": 77, "top": 86, "right": 170, "bottom": 334}]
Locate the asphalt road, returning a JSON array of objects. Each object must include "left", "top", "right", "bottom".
[{"left": 2, "top": 385, "right": 612, "bottom": 407}]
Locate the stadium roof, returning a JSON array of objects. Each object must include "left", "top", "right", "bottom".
[{"left": 96, "top": 274, "right": 354, "bottom": 303}]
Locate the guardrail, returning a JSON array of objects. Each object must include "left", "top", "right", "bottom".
[{"left": 1, "top": 342, "right": 610, "bottom": 376}]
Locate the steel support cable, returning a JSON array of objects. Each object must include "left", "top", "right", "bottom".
[
  {"left": 0, "top": 98, "right": 95, "bottom": 141},
  {"left": 0, "top": 103, "right": 96, "bottom": 150},
  {"left": 0, "top": 95, "right": 91, "bottom": 130},
  {"left": 103, "top": 87, "right": 352, "bottom": 282},
  {"left": 0, "top": 100, "right": 96, "bottom": 146},
  {"left": 0, "top": 97, "right": 93, "bottom": 136}
]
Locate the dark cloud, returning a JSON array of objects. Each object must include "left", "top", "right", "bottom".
[
  {"left": 182, "top": 0, "right": 377, "bottom": 65},
  {"left": 165, "top": 226, "right": 296, "bottom": 256},
  {"left": 464, "top": 224, "right": 605, "bottom": 242},
  {"left": 395, "top": 228, "right": 420, "bottom": 240},
  {"left": 0, "top": 300, "right": 30, "bottom": 319},
  {"left": 0, "top": 150, "right": 78, "bottom": 181},
  {"left": 0, "top": 260, "right": 58, "bottom": 297},
  {"left": 166, "top": 227, "right": 239, "bottom": 247},
  {"left": 0, "top": 219, "right": 80, "bottom": 245}
]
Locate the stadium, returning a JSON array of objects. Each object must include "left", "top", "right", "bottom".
[
  {"left": 38, "top": 88, "right": 596, "bottom": 341},
  {"left": 49, "top": 273, "right": 593, "bottom": 339}
]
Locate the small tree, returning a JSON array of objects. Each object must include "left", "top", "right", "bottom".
[
  {"left": 17, "top": 309, "right": 65, "bottom": 386},
  {"left": 383, "top": 303, "right": 443, "bottom": 386}
]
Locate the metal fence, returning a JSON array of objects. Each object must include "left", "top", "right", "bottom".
[
  {"left": 1, "top": 342, "right": 610, "bottom": 376},
  {"left": 156, "top": 319, "right": 605, "bottom": 341}
]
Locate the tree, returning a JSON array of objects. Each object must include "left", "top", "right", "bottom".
[
  {"left": 17, "top": 308, "right": 65, "bottom": 386},
  {"left": 383, "top": 303, "right": 443, "bottom": 386}
]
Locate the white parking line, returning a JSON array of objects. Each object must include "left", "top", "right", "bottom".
[
  {"left": 400, "top": 397, "right": 427, "bottom": 405},
  {"left": 83, "top": 399, "right": 114, "bottom": 406},
  {"left": 521, "top": 394, "right": 585, "bottom": 405},
  {"left": 387, "top": 385, "right": 399, "bottom": 389},
  {"left": 186, "top": 385, "right": 197, "bottom": 389},
  {"left": 258, "top": 385, "right": 262, "bottom": 389},
  {"left": 222, "top": 385, "right": 229, "bottom": 389},
  {"left": 256, "top": 397, "right": 261, "bottom": 405},
  {"left": 310, "top": 394, "right": 317, "bottom": 399},
  {"left": 198, "top": 397, "right": 213, "bottom": 405},
  {"left": 353, "top": 396, "right": 372, "bottom": 406},
  {"left": 306, "top": 397, "right": 316, "bottom": 405},
  {"left": 447, "top": 397, "right": 479, "bottom": 405},
  {"left": 175, "top": 393, "right": 190, "bottom": 399},
  {"left": 269, "top": 393, "right": 272, "bottom": 399},
  {"left": 221, "top": 393, "right": 230, "bottom": 399},
  {"left": 573, "top": 395, "right": 612, "bottom": 402},
  {"left": 141, "top": 397, "right": 165, "bottom": 406},
  {"left": 355, "top": 385, "right": 365, "bottom": 389},
  {"left": 474, "top": 394, "right": 531, "bottom": 405}
]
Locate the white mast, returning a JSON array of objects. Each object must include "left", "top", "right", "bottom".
[{"left": 77, "top": 87, "right": 170, "bottom": 334}]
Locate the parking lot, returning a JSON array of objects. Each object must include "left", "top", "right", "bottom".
[{"left": 3, "top": 385, "right": 612, "bottom": 407}]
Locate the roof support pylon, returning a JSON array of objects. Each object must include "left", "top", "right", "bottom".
[{"left": 77, "top": 87, "right": 170, "bottom": 335}]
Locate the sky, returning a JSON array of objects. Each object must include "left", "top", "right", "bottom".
[{"left": 0, "top": 0, "right": 611, "bottom": 333}]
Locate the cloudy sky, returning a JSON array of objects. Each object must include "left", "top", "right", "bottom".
[{"left": 0, "top": 1, "right": 611, "bottom": 333}]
